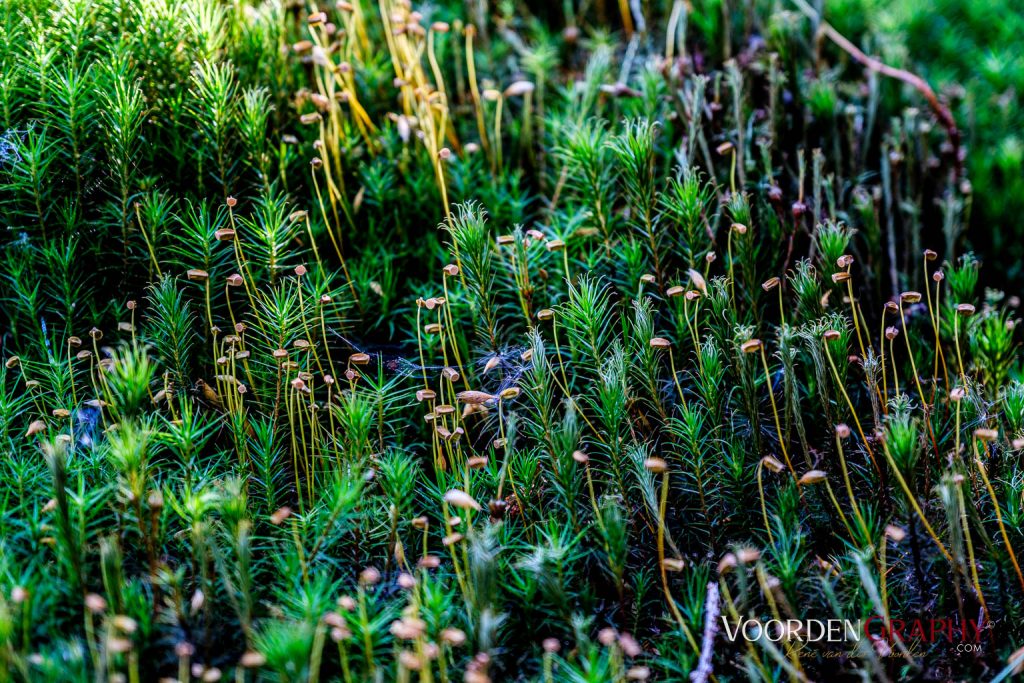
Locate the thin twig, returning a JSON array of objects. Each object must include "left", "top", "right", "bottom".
[{"left": 792, "top": 0, "right": 962, "bottom": 179}]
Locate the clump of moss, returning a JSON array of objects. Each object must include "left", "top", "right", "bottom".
[{"left": 0, "top": 0, "right": 1020, "bottom": 681}]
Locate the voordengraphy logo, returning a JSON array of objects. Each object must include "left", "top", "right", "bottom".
[{"left": 720, "top": 617, "right": 984, "bottom": 646}]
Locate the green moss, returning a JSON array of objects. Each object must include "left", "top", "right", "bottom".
[{"left": 0, "top": 0, "right": 1021, "bottom": 680}]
